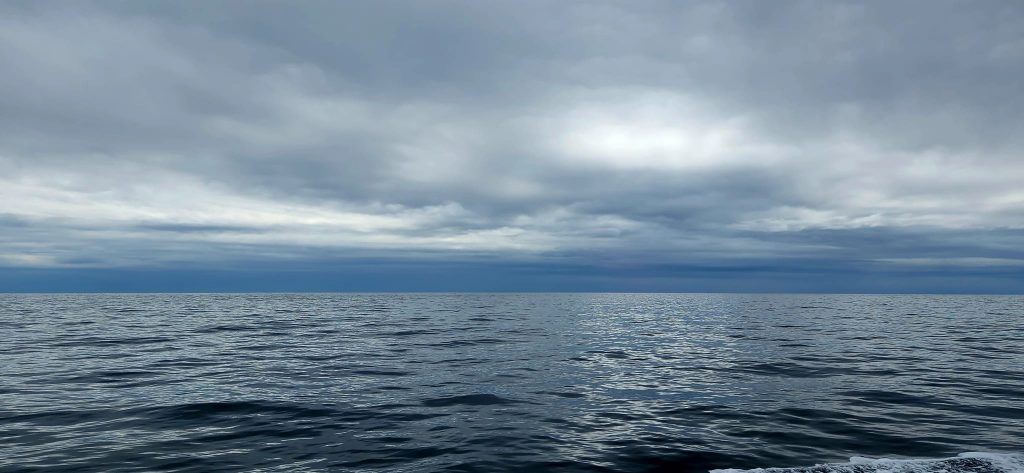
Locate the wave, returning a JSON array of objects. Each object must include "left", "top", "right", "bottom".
[{"left": 712, "top": 452, "right": 1024, "bottom": 473}]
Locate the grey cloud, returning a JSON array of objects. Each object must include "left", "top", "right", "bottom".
[{"left": 1, "top": 0, "right": 1022, "bottom": 291}]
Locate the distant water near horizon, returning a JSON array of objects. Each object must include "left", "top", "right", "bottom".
[{"left": 2, "top": 293, "right": 1022, "bottom": 472}]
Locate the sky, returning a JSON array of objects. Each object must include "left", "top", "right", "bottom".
[{"left": 2, "top": 0, "right": 1024, "bottom": 293}]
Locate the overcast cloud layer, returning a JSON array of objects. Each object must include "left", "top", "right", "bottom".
[{"left": 2, "top": 0, "right": 1024, "bottom": 292}]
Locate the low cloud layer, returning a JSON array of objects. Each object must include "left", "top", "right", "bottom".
[{"left": 2, "top": 1, "right": 1023, "bottom": 291}]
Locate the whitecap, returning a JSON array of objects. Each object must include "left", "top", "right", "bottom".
[{"left": 711, "top": 452, "right": 1024, "bottom": 473}]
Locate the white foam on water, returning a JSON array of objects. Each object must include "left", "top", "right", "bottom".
[{"left": 711, "top": 452, "right": 1024, "bottom": 473}]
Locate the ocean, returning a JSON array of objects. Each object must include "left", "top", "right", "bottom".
[{"left": 1, "top": 293, "right": 1021, "bottom": 472}]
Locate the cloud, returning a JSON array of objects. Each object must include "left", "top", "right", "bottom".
[{"left": 1, "top": 1, "right": 1022, "bottom": 291}]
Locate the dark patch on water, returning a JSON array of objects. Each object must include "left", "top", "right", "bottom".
[{"left": 421, "top": 394, "right": 520, "bottom": 407}]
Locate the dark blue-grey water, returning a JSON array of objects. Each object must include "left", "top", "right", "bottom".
[{"left": 1, "top": 294, "right": 1022, "bottom": 472}]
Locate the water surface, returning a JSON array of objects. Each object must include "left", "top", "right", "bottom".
[{"left": 1, "top": 293, "right": 1021, "bottom": 472}]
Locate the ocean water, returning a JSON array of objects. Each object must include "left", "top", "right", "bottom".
[{"left": 1, "top": 293, "right": 1021, "bottom": 473}]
